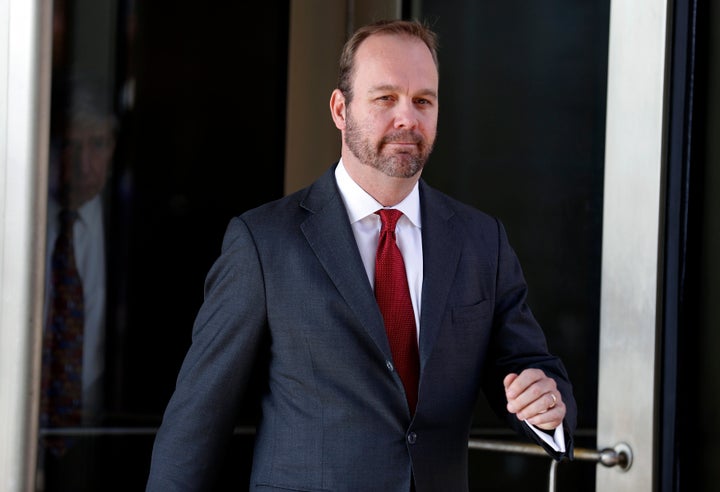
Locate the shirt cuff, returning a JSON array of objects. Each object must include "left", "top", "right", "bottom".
[{"left": 524, "top": 421, "right": 566, "bottom": 452}]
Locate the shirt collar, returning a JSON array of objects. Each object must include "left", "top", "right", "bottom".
[
  {"left": 48, "top": 194, "right": 103, "bottom": 227},
  {"left": 335, "top": 159, "right": 421, "bottom": 228}
]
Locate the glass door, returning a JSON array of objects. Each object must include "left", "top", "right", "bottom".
[
  {"left": 35, "top": 1, "right": 289, "bottom": 489},
  {"left": 415, "top": 1, "right": 608, "bottom": 489}
]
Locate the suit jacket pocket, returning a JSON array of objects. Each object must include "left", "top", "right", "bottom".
[{"left": 451, "top": 300, "right": 492, "bottom": 324}]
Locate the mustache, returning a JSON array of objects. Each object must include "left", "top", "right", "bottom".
[{"left": 381, "top": 130, "right": 424, "bottom": 145}]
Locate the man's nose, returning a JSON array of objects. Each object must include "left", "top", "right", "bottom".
[
  {"left": 393, "top": 100, "right": 419, "bottom": 129},
  {"left": 69, "top": 143, "right": 93, "bottom": 175}
]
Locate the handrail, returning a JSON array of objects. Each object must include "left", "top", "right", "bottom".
[
  {"left": 40, "top": 427, "right": 632, "bottom": 491},
  {"left": 38, "top": 425, "right": 258, "bottom": 436},
  {"left": 468, "top": 438, "right": 633, "bottom": 492}
]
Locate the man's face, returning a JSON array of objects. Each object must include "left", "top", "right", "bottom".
[
  {"left": 50, "top": 119, "right": 115, "bottom": 210},
  {"left": 343, "top": 33, "right": 438, "bottom": 178}
]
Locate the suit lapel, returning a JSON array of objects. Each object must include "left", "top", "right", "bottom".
[
  {"left": 298, "top": 169, "right": 463, "bottom": 374},
  {"left": 417, "top": 182, "right": 462, "bottom": 366},
  {"left": 299, "top": 166, "right": 393, "bottom": 359}
]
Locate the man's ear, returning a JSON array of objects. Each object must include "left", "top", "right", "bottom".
[{"left": 329, "top": 89, "right": 347, "bottom": 130}]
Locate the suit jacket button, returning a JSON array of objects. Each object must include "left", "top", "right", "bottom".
[
  {"left": 407, "top": 432, "right": 417, "bottom": 444},
  {"left": 386, "top": 360, "right": 394, "bottom": 372}
]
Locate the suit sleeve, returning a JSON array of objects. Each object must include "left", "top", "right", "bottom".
[
  {"left": 146, "top": 217, "right": 268, "bottom": 491},
  {"left": 482, "top": 218, "right": 577, "bottom": 461}
]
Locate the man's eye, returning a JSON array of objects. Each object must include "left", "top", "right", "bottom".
[
  {"left": 61, "top": 142, "right": 80, "bottom": 153},
  {"left": 90, "top": 137, "right": 110, "bottom": 150}
]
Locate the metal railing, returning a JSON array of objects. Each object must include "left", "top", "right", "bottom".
[
  {"left": 41, "top": 427, "right": 632, "bottom": 492},
  {"left": 468, "top": 438, "right": 633, "bottom": 492}
]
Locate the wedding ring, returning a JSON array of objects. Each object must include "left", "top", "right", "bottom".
[{"left": 549, "top": 393, "right": 557, "bottom": 409}]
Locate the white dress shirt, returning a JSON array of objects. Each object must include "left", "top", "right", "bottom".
[
  {"left": 333, "top": 159, "right": 565, "bottom": 452},
  {"left": 334, "top": 160, "right": 423, "bottom": 341}
]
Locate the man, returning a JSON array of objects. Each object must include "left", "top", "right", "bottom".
[
  {"left": 39, "top": 74, "right": 116, "bottom": 489},
  {"left": 146, "top": 19, "right": 576, "bottom": 491}
]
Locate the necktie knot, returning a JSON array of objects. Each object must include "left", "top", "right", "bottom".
[
  {"left": 376, "top": 208, "right": 403, "bottom": 233},
  {"left": 59, "top": 209, "right": 79, "bottom": 234}
]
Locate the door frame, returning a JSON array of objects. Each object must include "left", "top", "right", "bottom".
[
  {"left": 597, "top": 0, "right": 671, "bottom": 490},
  {"left": 0, "top": 0, "right": 53, "bottom": 490}
]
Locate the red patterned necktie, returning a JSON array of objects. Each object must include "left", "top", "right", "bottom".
[
  {"left": 40, "top": 209, "right": 84, "bottom": 455},
  {"left": 375, "top": 209, "right": 420, "bottom": 414}
]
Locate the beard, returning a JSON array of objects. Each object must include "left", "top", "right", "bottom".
[{"left": 344, "top": 107, "right": 434, "bottom": 178}]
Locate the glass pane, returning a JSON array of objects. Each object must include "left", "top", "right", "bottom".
[
  {"left": 38, "top": 1, "right": 289, "bottom": 490},
  {"left": 416, "top": 2, "right": 609, "bottom": 490},
  {"left": 685, "top": 1, "right": 720, "bottom": 487}
]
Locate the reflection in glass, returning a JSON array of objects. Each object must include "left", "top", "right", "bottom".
[
  {"left": 38, "top": 73, "right": 117, "bottom": 490},
  {"left": 36, "top": 0, "right": 290, "bottom": 489}
]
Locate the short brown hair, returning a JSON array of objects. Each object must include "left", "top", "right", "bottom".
[{"left": 336, "top": 19, "right": 439, "bottom": 103}]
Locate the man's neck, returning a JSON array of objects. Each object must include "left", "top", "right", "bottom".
[{"left": 341, "top": 155, "right": 420, "bottom": 207}]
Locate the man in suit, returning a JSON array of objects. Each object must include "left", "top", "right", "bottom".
[
  {"left": 39, "top": 73, "right": 117, "bottom": 490},
  {"left": 146, "top": 19, "right": 577, "bottom": 491}
]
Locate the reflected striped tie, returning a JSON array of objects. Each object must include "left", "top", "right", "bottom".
[
  {"left": 374, "top": 209, "right": 420, "bottom": 414},
  {"left": 40, "top": 209, "right": 84, "bottom": 455}
]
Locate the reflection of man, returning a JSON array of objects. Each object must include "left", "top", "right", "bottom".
[
  {"left": 43, "top": 77, "right": 116, "bottom": 425},
  {"left": 39, "top": 75, "right": 116, "bottom": 490}
]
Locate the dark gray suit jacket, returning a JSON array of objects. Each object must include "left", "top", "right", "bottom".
[{"left": 146, "top": 163, "right": 577, "bottom": 492}]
